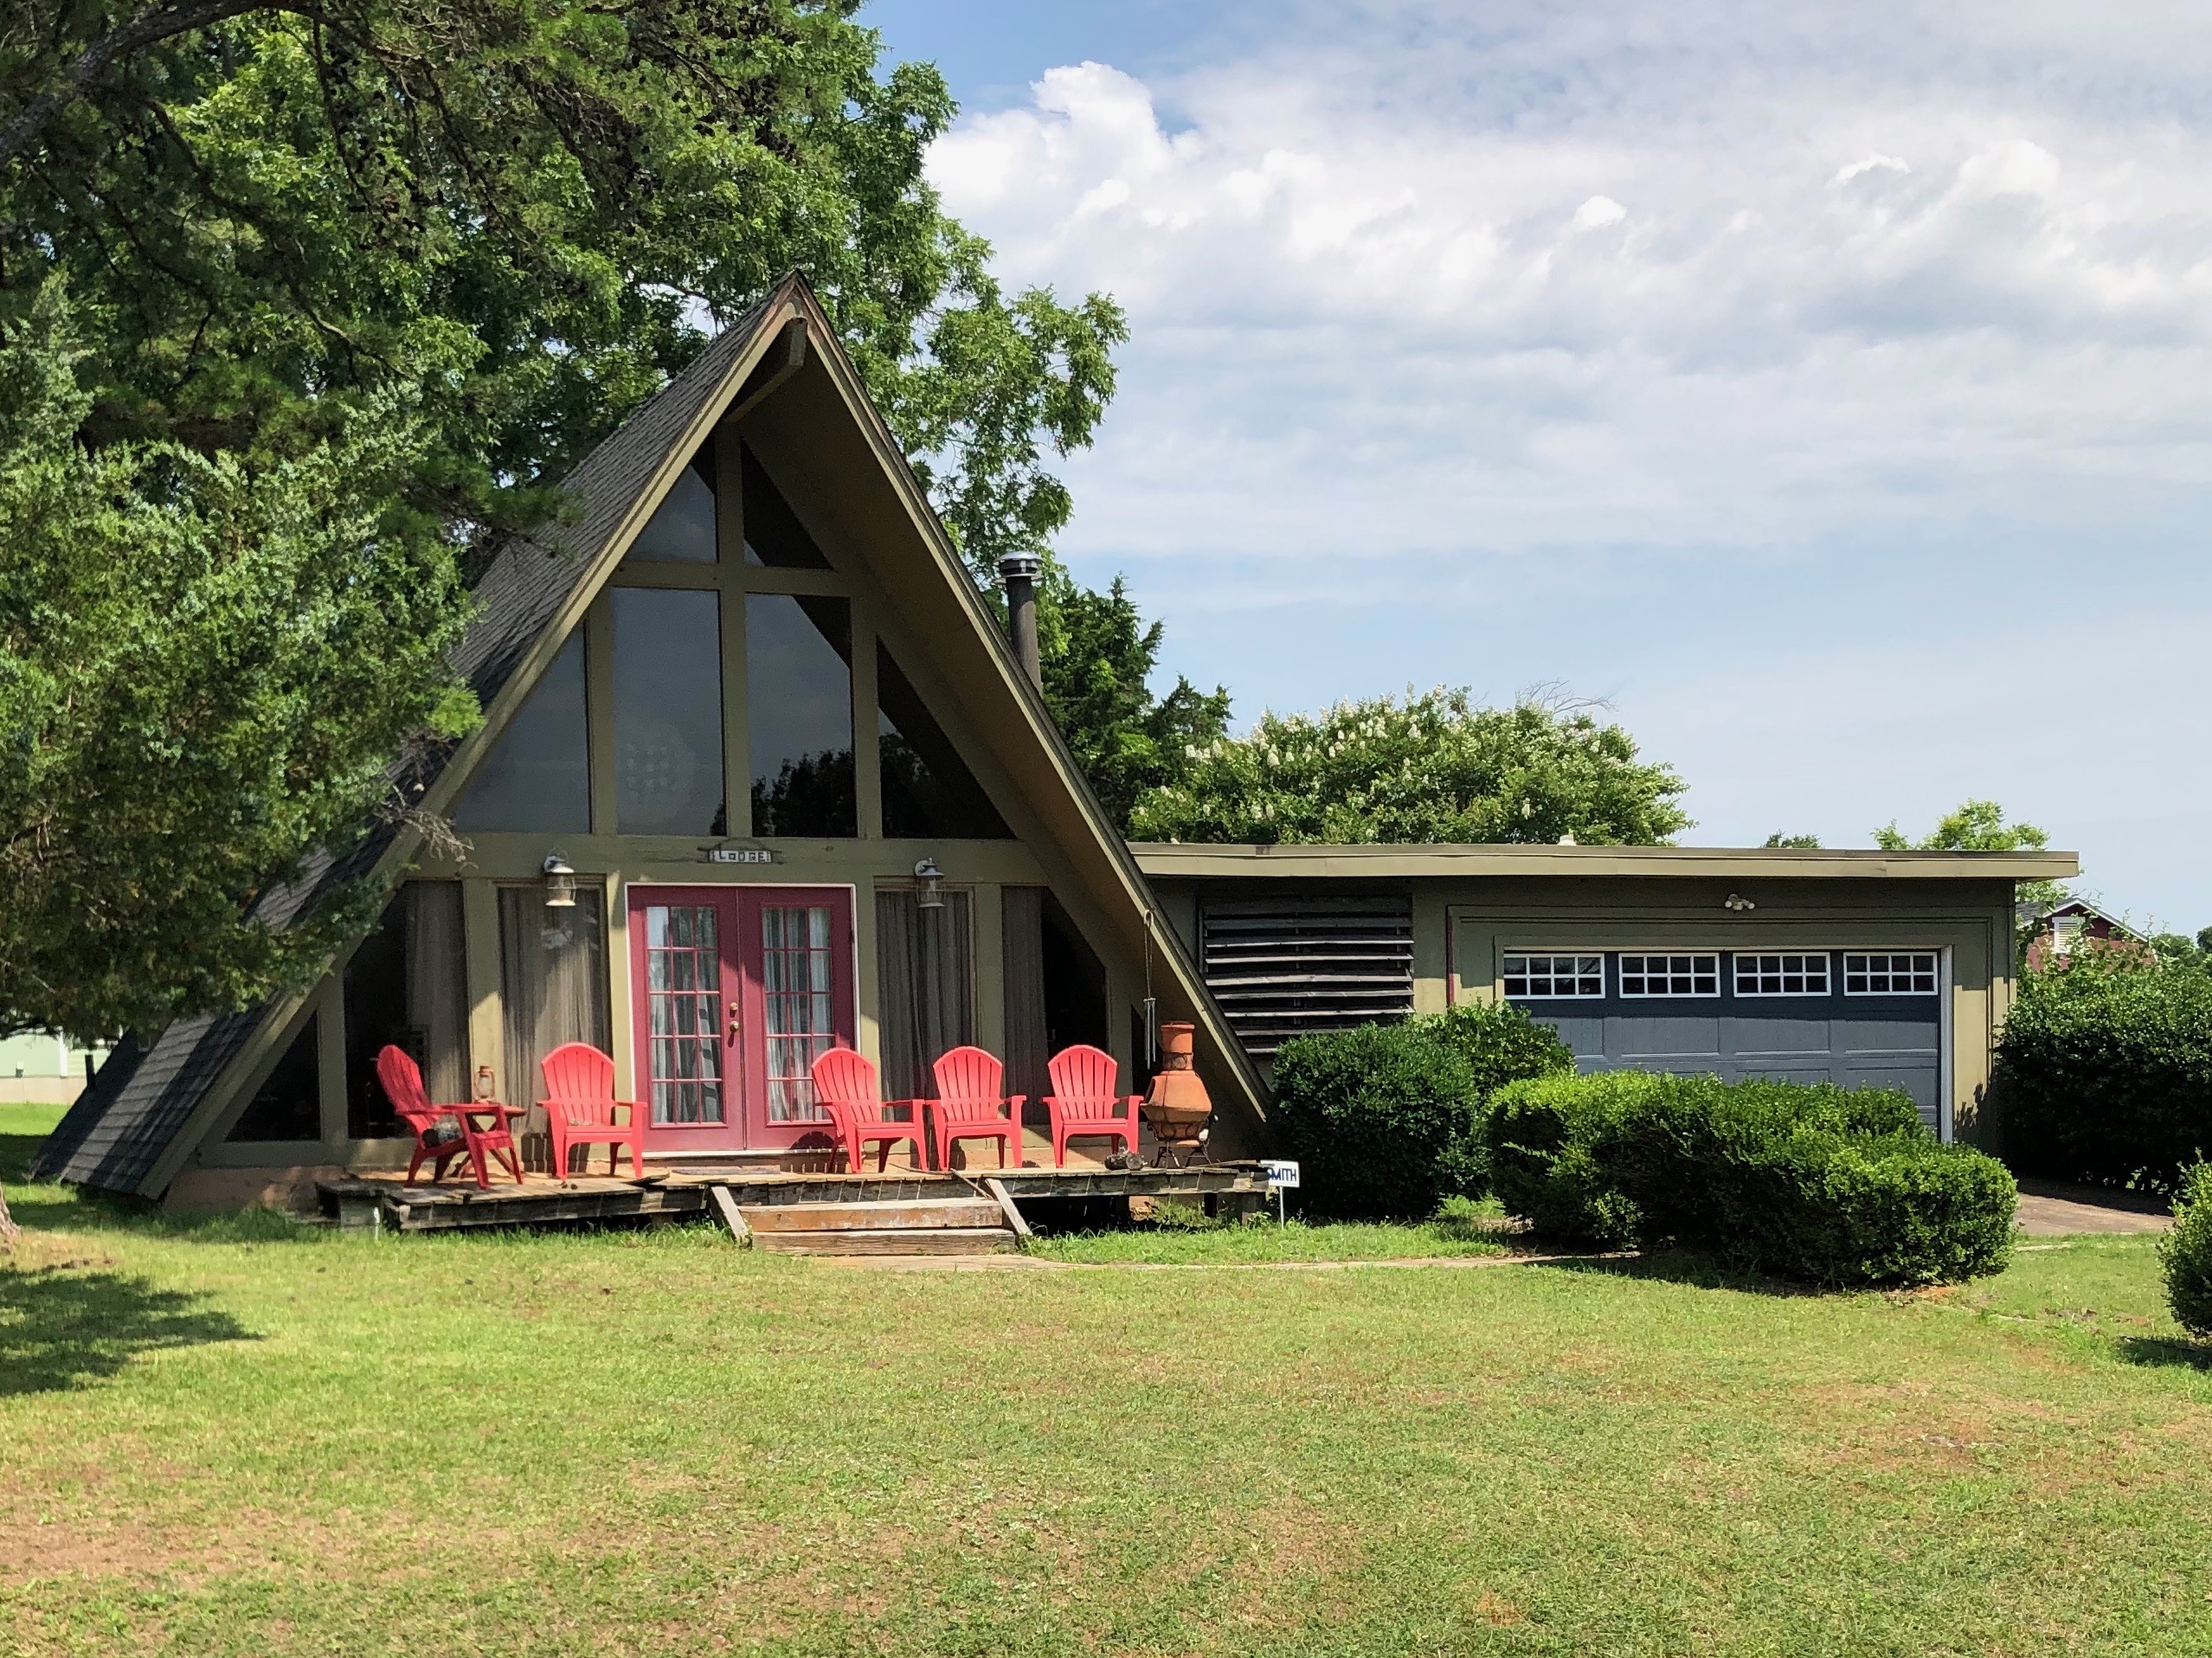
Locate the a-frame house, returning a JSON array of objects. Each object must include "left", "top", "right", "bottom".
[{"left": 37, "top": 274, "right": 1267, "bottom": 1208}]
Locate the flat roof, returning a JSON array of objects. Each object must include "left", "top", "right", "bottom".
[{"left": 1128, "top": 843, "right": 2081, "bottom": 882}]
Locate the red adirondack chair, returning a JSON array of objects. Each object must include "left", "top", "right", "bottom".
[
  {"left": 1043, "top": 1044, "right": 1144, "bottom": 1168},
  {"left": 811, "top": 1048, "right": 928, "bottom": 1173},
  {"left": 376, "top": 1045, "right": 524, "bottom": 1189},
  {"left": 537, "top": 1043, "right": 644, "bottom": 1179},
  {"left": 928, "top": 1046, "right": 1025, "bottom": 1172}
]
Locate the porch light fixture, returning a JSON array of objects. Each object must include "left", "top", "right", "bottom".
[
  {"left": 913, "top": 857, "right": 945, "bottom": 910},
  {"left": 1724, "top": 892, "right": 1756, "bottom": 912},
  {"left": 542, "top": 853, "right": 577, "bottom": 909}
]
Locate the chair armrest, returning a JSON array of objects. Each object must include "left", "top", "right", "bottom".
[
  {"left": 611, "top": 1099, "right": 644, "bottom": 1127},
  {"left": 1006, "top": 1095, "right": 1026, "bottom": 1114}
]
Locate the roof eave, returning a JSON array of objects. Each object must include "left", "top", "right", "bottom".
[{"left": 1129, "top": 843, "right": 2081, "bottom": 883}]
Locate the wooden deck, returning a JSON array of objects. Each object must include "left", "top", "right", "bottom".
[{"left": 318, "top": 1161, "right": 1271, "bottom": 1233}]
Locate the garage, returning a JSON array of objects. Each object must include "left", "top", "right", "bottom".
[
  {"left": 1134, "top": 840, "right": 2067, "bottom": 1149},
  {"left": 1502, "top": 948, "right": 1947, "bottom": 1132}
]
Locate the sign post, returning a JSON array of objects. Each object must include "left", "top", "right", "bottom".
[{"left": 1258, "top": 1159, "right": 1300, "bottom": 1226}]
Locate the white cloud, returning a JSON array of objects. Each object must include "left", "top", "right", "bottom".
[
  {"left": 1831, "top": 153, "right": 1912, "bottom": 185},
  {"left": 924, "top": 4, "right": 2212, "bottom": 919}
]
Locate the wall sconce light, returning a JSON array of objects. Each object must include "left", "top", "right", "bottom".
[
  {"left": 542, "top": 853, "right": 577, "bottom": 909},
  {"left": 1724, "top": 892, "right": 1756, "bottom": 912},
  {"left": 913, "top": 856, "right": 945, "bottom": 910}
]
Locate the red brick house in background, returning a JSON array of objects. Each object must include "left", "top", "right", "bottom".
[{"left": 2019, "top": 897, "right": 2148, "bottom": 971}]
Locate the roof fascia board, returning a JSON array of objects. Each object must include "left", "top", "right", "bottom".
[
  {"left": 1130, "top": 845, "right": 2080, "bottom": 882},
  {"left": 786, "top": 288, "right": 1269, "bottom": 1119},
  {"left": 140, "top": 288, "right": 809, "bottom": 1196}
]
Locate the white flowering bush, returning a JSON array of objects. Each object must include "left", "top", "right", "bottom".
[{"left": 1127, "top": 688, "right": 1689, "bottom": 845}]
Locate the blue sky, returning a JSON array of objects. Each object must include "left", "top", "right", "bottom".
[{"left": 868, "top": 1, "right": 2212, "bottom": 929}]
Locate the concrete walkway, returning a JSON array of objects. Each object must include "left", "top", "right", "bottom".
[{"left": 2016, "top": 1180, "right": 2172, "bottom": 1237}]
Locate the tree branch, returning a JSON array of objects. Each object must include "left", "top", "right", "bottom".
[{"left": 0, "top": 0, "right": 298, "bottom": 169}]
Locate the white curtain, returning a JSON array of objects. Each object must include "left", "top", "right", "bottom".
[
  {"left": 406, "top": 882, "right": 469, "bottom": 1104},
  {"left": 500, "top": 884, "right": 610, "bottom": 1169},
  {"left": 1001, "top": 887, "right": 1050, "bottom": 1113},
  {"left": 875, "top": 888, "right": 973, "bottom": 1101}
]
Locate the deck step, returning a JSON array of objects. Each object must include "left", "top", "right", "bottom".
[
  {"left": 752, "top": 1226, "right": 1018, "bottom": 1256},
  {"left": 738, "top": 1199, "right": 1004, "bottom": 1233}
]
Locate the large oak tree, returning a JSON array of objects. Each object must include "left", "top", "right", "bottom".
[{"left": 0, "top": 0, "right": 1206, "bottom": 1038}]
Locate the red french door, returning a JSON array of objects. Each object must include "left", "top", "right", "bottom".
[{"left": 627, "top": 885, "right": 855, "bottom": 1151}]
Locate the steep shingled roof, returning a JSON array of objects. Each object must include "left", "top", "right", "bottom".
[{"left": 33, "top": 294, "right": 780, "bottom": 1192}]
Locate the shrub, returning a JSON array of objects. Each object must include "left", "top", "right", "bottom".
[
  {"left": 1271, "top": 1023, "right": 1479, "bottom": 1219},
  {"left": 1418, "top": 999, "right": 1576, "bottom": 1096},
  {"left": 2163, "top": 1161, "right": 2212, "bottom": 1340},
  {"left": 1994, "top": 955, "right": 2212, "bottom": 1192},
  {"left": 1484, "top": 1071, "right": 2016, "bottom": 1285},
  {"left": 1486, "top": 1070, "right": 1668, "bottom": 1246},
  {"left": 1408, "top": 1000, "right": 1574, "bottom": 1195}
]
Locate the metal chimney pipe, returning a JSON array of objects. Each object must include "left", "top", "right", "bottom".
[{"left": 997, "top": 553, "right": 1042, "bottom": 691}]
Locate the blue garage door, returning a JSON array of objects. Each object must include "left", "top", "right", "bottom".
[{"left": 1503, "top": 950, "right": 1945, "bottom": 1132}]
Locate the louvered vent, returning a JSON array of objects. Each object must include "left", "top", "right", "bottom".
[{"left": 1199, "top": 896, "right": 1415, "bottom": 1059}]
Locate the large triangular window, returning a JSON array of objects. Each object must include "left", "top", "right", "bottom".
[
  {"left": 878, "top": 646, "right": 1010, "bottom": 839},
  {"left": 742, "top": 444, "right": 832, "bottom": 569},
  {"left": 749, "top": 596, "right": 855, "bottom": 837},
  {"left": 626, "top": 444, "right": 718, "bottom": 564},
  {"left": 453, "top": 632, "right": 591, "bottom": 832}
]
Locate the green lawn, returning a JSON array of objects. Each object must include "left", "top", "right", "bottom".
[{"left": 6, "top": 1114, "right": 2212, "bottom": 1657}]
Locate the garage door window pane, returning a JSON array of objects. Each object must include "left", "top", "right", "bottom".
[
  {"left": 1619, "top": 954, "right": 1719, "bottom": 997},
  {"left": 1842, "top": 953, "right": 1938, "bottom": 995},
  {"left": 1502, "top": 954, "right": 1603, "bottom": 998},
  {"left": 1733, "top": 953, "right": 1830, "bottom": 997}
]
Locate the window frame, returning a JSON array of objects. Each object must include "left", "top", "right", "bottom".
[
  {"left": 1841, "top": 951, "right": 1939, "bottom": 996},
  {"left": 1501, "top": 953, "right": 1605, "bottom": 999},
  {"left": 1617, "top": 952, "right": 1721, "bottom": 999},
  {"left": 1732, "top": 951, "right": 1832, "bottom": 998}
]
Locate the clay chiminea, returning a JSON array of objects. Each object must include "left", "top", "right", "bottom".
[{"left": 1142, "top": 1021, "right": 1212, "bottom": 1163}]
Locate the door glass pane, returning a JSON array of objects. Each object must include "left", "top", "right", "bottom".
[
  {"left": 453, "top": 633, "right": 590, "bottom": 832},
  {"left": 762, "top": 904, "right": 836, "bottom": 1121},
  {"left": 626, "top": 450, "right": 717, "bottom": 563},
  {"left": 748, "top": 594, "right": 855, "bottom": 837},
  {"left": 878, "top": 645, "right": 1011, "bottom": 839},
  {"left": 643, "top": 903, "right": 724, "bottom": 1125},
  {"left": 614, "top": 588, "right": 726, "bottom": 835}
]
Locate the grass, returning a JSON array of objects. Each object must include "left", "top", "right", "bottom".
[
  {"left": 1031, "top": 1199, "right": 1514, "bottom": 1263},
  {"left": 0, "top": 1097, "right": 67, "bottom": 1141},
  {"left": 5, "top": 1125, "right": 2212, "bottom": 1656}
]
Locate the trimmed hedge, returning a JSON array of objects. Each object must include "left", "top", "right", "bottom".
[
  {"left": 1271, "top": 1023, "right": 1476, "bottom": 1219},
  {"left": 2164, "top": 1161, "right": 2212, "bottom": 1340},
  {"left": 1270, "top": 1005, "right": 1570, "bottom": 1219},
  {"left": 1422, "top": 1000, "right": 1578, "bottom": 1098},
  {"left": 1994, "top": 960, "right": 2212, "bottom": 1192},
  {"left": 1486, "top": 1071, "right": 2016, "bottom": 1286}
]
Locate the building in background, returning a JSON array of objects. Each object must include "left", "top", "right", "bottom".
[
  {"left": 2017, "top": 896, "right": 2145, "bottom": 971},
  {"left": 0, "top": 1032, "right": 108, "bottom": 1106}
]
